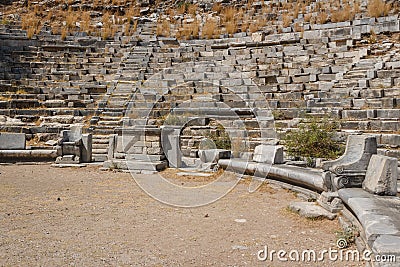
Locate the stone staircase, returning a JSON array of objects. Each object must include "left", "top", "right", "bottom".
[{"left": 88, "top": 41, "right": 156, "bottom": 161}]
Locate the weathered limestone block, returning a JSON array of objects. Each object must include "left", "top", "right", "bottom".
[
  {"left": 289, "top": 202, "right": 336, "bottom": 220},
  {"left": 161, "top": 126, "right": 183, "bottom": 168},
  {"left": 253, "top": 144, "right": 284, "bottom": 164},
  {"left": 81, "top": 134, "right": 92, "bottom": 163},
  {"left": 0, "top": 133, "right": 25, "bottom": 150},
  {"left": 363, "top": 155, "right": 398, "bottom": 196},
  {"left": 317, "top": 191, "right": 343, "bottom": 213}
]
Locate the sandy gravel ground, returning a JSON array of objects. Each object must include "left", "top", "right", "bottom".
[{"left": 0, "top": 164, "right": 363, "bottom": 266}]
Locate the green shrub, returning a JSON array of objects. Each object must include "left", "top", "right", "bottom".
[
  {"left": 206, "top": 130, "right": 231, "bottom": 150},
  {"left": 163, "top": 114, "right": 188, "bottom": 125},
  {"left": 283, "top": 117, "right": 344, "bottom": 163}
]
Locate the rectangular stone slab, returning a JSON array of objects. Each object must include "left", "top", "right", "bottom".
[{"left": 0, "top": 133, "right": 26, "bottom": 150}]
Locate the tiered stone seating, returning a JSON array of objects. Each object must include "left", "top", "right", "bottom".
[{"left": 1, "top": 12, "right": 400, "bottom": 162}]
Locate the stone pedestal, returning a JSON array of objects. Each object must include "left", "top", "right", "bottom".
[{"left": 161, "top": 126, "right": 183, "bottom": 168}]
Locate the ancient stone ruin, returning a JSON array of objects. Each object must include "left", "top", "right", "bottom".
[{"left": 1, "top": 0, "right": 400, "bottom": 264}]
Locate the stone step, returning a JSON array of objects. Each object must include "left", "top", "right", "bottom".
[
  {"left": 93, "top": 129, "right": 116, "bottom": 135},
  {"left": 344, "top": 71, "right": 367, "bottom": 79},
  {"left": 97, "top": 120, "right": 121, "bottom": 126},
  {"left": 92, "top": 143, "right": 109, "bottom": 149},
  {"left": 99, "top": 116, "right": 122, "bottom": 121},
  {"left": 92, "top": 148, "right": 108, "bottom": 154},
  {"left": 107, "top": 101, "right": 128, "bottom": 108},
  {"left": 92, "top": 154, "right": 108, "bottom": 162},
  {"left": 93, "top": 125, "right": 119, "bottom": 130},
  {"left": 112, "top": 89, "right": 135, "bottom": 94},
  {"left": 102, "top": 111, "right": 124, "bottom": 117},
  {"left": 92, "top": 138, "right": 110, "bottom": 144}
]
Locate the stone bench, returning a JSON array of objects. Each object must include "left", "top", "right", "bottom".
[
  {"left": 0, "top": 132, "right": 25, "bottom": 150},
  {"left": 0, "top": 149, "right": 58, "bottom": 162},
  {"left": 338, "top": 188, "right": 400, "bottom": 264},
  {"left": 218, "top": 158, "right": 324, "bottom": 192},
  {"left": 0, "top": 133, "right": 57, "bottom": 162}
]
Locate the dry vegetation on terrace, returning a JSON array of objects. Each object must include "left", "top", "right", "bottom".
[{"left": 2, "top": 0, "right": 399, "bottom": 40}]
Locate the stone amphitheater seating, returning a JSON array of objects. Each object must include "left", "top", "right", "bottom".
[{"left": 0, "top": 15, "right": 400, "bottom": 163}]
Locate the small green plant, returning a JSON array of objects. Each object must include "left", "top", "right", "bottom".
[
  {"left": 163, "top": 114, "right": 188, "bottom": 125},
  {"left": 283, "top": 117, "right": 344, "bottom": 164},
  {"left": 206, "top": 130, "right": 231, "bottom": 150},
  {"left": 1, "top": 18, "right": 10, "bottom": 25},
  {"left": 272, "top": 110, "right": 286, "bottom": 120},
  {"left": 335, "top": 226, "right": 359, "bottom": 249}
]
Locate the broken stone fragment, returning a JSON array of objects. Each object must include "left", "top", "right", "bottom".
[
  {"left": 362, "top": 155, "right": 398, "bottom": 196},
  {"left": 288, "top": 201, "right": 336, "bottom": 220},
  {"left": 252, "top": 144, "right": 284, "bottom": 164}
]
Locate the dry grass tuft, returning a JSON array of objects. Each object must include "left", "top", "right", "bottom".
[
  {"left": 202, "top": 18, "right": 218, "bottom": 39},
  {"left": 212, "top": 3, "right": 222, "bottom": 13},
  {"left": 126, "top": 6, "right": 140, "bottom": 23},
  {"left": 21, "top": 12, "right": 41, "bottom": 39},
  {"left": 177, "top": 20, "right": 200, "bottom": 40},
  {"left": 156, "top": 18, "right": 171, "bottom": 37},
  {"left": 61, "top": 27, "right": 68, "bottom": 40},
  {"left": 354, "top": 0, "right": 361, "bottom": 13},
  {"left": 369, "top": 29, "right": 377, "bottom": 43},
  {"left": 176, "top": 2, "right": 187, "bottom": 14},
  {"left": 225, "top": 20, "right": 237, "bottom": 35},
  {"left": 81, "top": 11, "right": 91, "bottom": 33},
  {"left": 317, "top": 11, "right": 329, "bottom": 24},
  {"left": 187, "top": 4, "right": 198, "bottom": 16},
  {"left": 331, "top": 5, "right": 355, "bottom": 22},
  {"left": 247, "top": 16, "right": 267, "bottom": 33},
  {"left": 293, "top": 3, "right": 302, "bottom": 18},
  {"left": 368, "top": 0, "right": 391, "bottom": 18},
  {"left": 304, "top": 13, "right": 312, "bottom": 23},
  {"left": 101, "top": 12, "right": 116, "bottom": 40},
  {"left": 221, "top": 6, "right": 236, "bottom": 23},
  {"left": 282, "top": 13, "right": 292, "bottom": 28},
  {"left": 65, "top": 9, "right": 77, "bottom": 29},
  {"left": 293, "top": 22, "right": 302, "bottom": 32}
]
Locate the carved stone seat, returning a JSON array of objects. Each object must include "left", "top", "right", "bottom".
[
  {"left": 321, "top": 135, "right": 377, "bottom": 191},
  {"left": 56, "top": 126, "right": 92, "bottom": 164},
  {"left": 59, "top": 130, "right": 82, "bottom": 159}
]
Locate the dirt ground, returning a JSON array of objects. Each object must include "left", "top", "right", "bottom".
[{"left": 0, "top": 164, "right": 363, "bottom": 266}]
